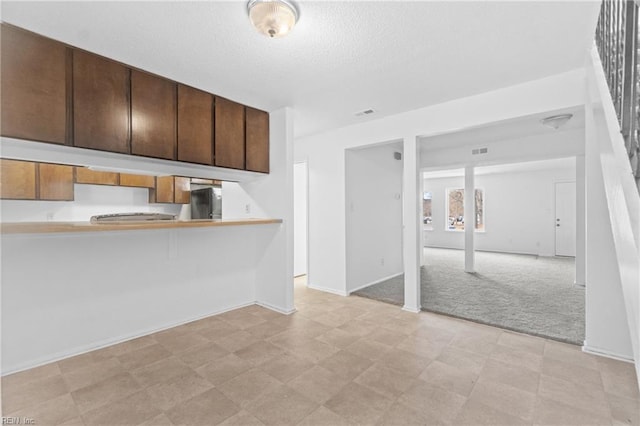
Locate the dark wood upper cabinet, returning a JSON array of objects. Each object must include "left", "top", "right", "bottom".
[
  {"left": 1, "top": 24, "right": 68, "bottom": 144},
  {"left": 215, "top": 97, "right": 245, "bottom": 170},
  {"left": 2, "top": 24, "right": 272, "bottom": 176},
  {"left": 131, "top": 70, "right": 177, "bottom": 160},
  {"left": 178, "top": 84, "right": 213, "bottom": 165},
  {"left": 39, "top": 164, "right": 74, "bottom": 201},
  {"left": 73, "top": 50, "right": 130, "bottom": 154},
  {"left": 0, "top": 159, "right": 37, "bottom": 200},
  {"left": 245, "top": 107, "right": 270, "bottom": 173}
]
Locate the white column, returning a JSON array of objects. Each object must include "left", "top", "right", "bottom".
[
  {"left": 575, "top": 155, "right": 586, "bottom": 286},
  {"left": 249, "top": 107, "right": 295, "bottom": 314},
  {"left": 403, "top": 135, "right": 421, "bottom": 313},
  {"left": 464, "top": 166, "right": 475, "bottom": 273},
  {"left": 419, "top": 172, "right": 425, "bottom": 267}
]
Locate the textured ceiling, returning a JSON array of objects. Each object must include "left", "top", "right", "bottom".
[
  {"left": 423, "top": 157, "right": 577, "bottom": 179},
  {"left": 419, "top": 106, "right": 586, "bottom": 151},
  {"left": 2, "top": 1, "right": 601, "bottom": 138}
]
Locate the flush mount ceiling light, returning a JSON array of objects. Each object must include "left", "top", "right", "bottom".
[
  {"left": 540, "top": 114, "right": 573, "bottom": 130},
  {"left": 248, "top": 0, "right": 298, "bottom": 38}
]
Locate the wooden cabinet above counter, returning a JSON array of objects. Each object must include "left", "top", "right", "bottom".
[
  {"left": 0, "top": 159, "right": 218, "bottom": 205},
  {"left": 0, "top": 24, "right": 269, "bottom": 175}
]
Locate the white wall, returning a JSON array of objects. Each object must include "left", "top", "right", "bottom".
[
  {"left": 345, "top": 143, "right": 403, "bottom": 294},
  {"left": 423, "top": 161, "right": 576, "bottom": 256},
  {"left": 293, "top": 162, "right": 308, "bottom": 277},
  {"left": 295, "top": 69, "right": 586, "bottom": 295},
  {"left": 1, "top": 226, "right": 261, "bottom": 374},
  {"left": 0, "top": 184, "right": 184, "bottom": 222},
  {"left": 583, "top": 47, "right": 638, "bottom": 370}
]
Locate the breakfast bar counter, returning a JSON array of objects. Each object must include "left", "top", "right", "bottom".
[{"left": 0, "top": 218, "right": 282, "bottom": 234}]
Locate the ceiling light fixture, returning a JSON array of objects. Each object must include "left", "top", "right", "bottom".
[
  {"left": 248, "top": 0, "right": 298, "bottom": 38},
  {"left": 540, "top": 114, "right": 573, "bottom": 130}
]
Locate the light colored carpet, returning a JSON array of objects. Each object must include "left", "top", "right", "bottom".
[{"left": 353, "top": 247, "right": 584, "bottom": 345}]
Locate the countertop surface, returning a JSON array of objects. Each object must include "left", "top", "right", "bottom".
[{"left": 0, "top": 218, "right": 282, "bottom": 234}]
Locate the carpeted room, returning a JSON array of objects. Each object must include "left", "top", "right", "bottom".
[{"left": 350, "top": 157, "right": 584, "bottom": 345}]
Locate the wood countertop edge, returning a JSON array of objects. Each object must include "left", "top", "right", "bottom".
[{"left": 0, "top": 218, "right": 283, "bottom": 234}]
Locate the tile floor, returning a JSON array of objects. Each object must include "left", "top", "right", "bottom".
[{"left": 2, "top": 277, "right": 639, "bottom": 425}]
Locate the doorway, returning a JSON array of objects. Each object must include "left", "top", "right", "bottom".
[
  {"left": 294, "top": 161, "right": 308, "bottom": 277},
  {"left": 555, "top": 181, "right": 576, "bottom": 257}
]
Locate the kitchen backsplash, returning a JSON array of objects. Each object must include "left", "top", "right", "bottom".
[{"left": 0, "top": 184, "right": 186, "bottom": 222}]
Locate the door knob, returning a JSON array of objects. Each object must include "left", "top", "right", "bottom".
[{"left": 556, "top": 224, "right": 560, "bottom": 227}]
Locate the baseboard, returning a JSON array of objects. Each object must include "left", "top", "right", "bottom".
[
  {"left": 582, "top": 342, "right": 635, "bottom": 362},
  {"left": 2, "top": 301, "right": 256, "bottom": 376},
  {"left": 402, "top": 305, "right": 422, "bottom": 313},
  {"left": 348, "top": 272, "right": 403, "bottom": 294},
  {"left": 423, "top": 245, "right": 553, "bottom": 257},
  {"left": 307, "top": 283, "right": 348, "bottom": 297},
  {"left": 256, "top": 300, "right": 297, "bottom": 315}
]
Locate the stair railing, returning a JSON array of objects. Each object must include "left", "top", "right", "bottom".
[{"left": 596, "top": 0, "right": 640, "bottom": 192}]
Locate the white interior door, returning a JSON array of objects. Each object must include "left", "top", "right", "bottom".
[
  {"left": 294, "top": 162, "right": 308, "bottom": 277},
  {"left": 555, "top": 181, "right": 576, "bottom": 257}
]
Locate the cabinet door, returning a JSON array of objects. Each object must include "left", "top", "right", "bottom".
[
  {"left": 245, "top": 107, "right": 269, "bottom": 173},
  {"left": 215, "top": 97, "right": 245, "bottom": 169},
  {"left": 174, "top": 177, "right": 191, "bottom": 204},
  {"left": 131, "top": 70, "right": 177, "bottom": 160},
  {"left": 154, "top": 176, "right": 174, "bottom": 203},
  {"left": 75, "top": 167, "right": 119, "bottom": 186},
  {"left": 1, "top": 25, "right": 68, "bottom": 144},
  {"left": 178, "top": 84, "right": 213, "bottom": 165},
  {"left": 39, "top": 164, "right": 74, "bottom": 201},
  {"left": 0, "top": 159, "right": 36, "bottom": 200},
  {"left": 119, "top": 173, "right": 155, "bottom": 188},
  {"left": 73, "top": 50, "right": 130, "bottom": 153}
]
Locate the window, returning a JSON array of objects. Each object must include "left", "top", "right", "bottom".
[
  {"left": 423, "top": 192, "right": 433, "bottom": 230},
  {"left": 446, "top": 188, "right": 484, "bottom": 231}
]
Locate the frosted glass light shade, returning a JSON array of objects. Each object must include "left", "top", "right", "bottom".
[
  {"left": 540, "top": 114, "right": 573, "bottom": 130},
  {"left": 248, "top": 0, "right": 298, "bottom": 38}
]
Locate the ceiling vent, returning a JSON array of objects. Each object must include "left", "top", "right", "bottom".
[
  {"left": 472, "top": 148, "right": 488, "bottom": 155},
  {"left": 355, "top": 109, "right": 375, "bottom": 117}
]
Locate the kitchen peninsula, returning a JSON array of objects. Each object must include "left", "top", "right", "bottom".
[
  {"left": 0, "top": 218, "right": 283, "bottom": 235},
  {"left": 0, "top": 21, "right": 294, "bottom": 376}
]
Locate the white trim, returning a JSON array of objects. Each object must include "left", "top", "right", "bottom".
[
  {"left": 402, "top": 305, "right": 422, "bottom": 313},
  {"left": 348, "top": 272, "right": 404, "bottom": 294},
  {"left": 256, "top": 300, "right": 297, "bottom": 315},
  {"left": 293, "top": 160, "right": 310, "bottom": 279},
  {"left": 1, "top": 301, "right": 256, "bottom": 376},
  {"left": 582, "top": 342, "right": 635, "bottom": 363},
  {"left": 307, "top": 283, "right": 349, "bottom": 297},
  {"left": 0, "top": 137, "right": 264, "bottom": 182}
]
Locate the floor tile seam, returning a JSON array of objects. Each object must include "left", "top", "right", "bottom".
[
  {"left": 73, "top": 383, "right": 149, "bottom": 417},
  {"left": 532, "top": 394, "right": 615, "bottom": 423},
  {"left": 602, "top": 390, "right": 640, "bottom": 404},
  {"left": 534, "top": 387, "right": 615, "bottom": 420},
  {"left": 1, "top": 372, "right": 70, "bottom": 403}
]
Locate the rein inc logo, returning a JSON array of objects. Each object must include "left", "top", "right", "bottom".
[{"left": 2, "top": 418, "right": 35, "bottom": 425}]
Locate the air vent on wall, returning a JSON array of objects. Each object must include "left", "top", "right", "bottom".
[
  {"left": 355, "top": 109, "right": 376, "bottom": 117},
  {"left": 472, "top": 147, "right": 488, "bottom": 155}
]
